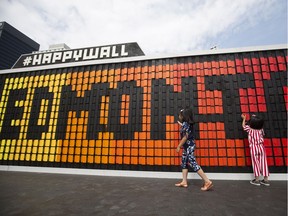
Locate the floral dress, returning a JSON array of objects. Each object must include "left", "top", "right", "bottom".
[{"left": 180, "top": 121, "right": 201, "bottom": 172}]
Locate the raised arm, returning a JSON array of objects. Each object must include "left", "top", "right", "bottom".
[{"left": 241, "top": 114, "right": 246, "bottom": 128}]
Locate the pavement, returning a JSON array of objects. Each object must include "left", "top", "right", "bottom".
[{"left": 0, "top": 171, "right": 287, "bottom": 216}]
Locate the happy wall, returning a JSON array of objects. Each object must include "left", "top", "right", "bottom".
[{"left": 0, "top": 49, "right": 287, "bottom": 172}]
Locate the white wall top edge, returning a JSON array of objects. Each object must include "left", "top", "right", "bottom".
[{"left": 0, "top": 44, "right": 287, "bottom": 75}]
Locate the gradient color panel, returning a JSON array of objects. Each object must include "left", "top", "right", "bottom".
[{"left": 0, "top": 49, "right": 287, "bottom": 173}]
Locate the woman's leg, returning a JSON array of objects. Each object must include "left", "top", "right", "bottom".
[
  {"left": 187, "top": 145, "right": 212, "bottom": 190},
  {"left": 187, "top": 145, "right": 207, "bottom": 181},
  {"left": 182, "top": 168, "right": 188, "bottom": 184},
  {"left": 175, "top": 149, "right": 189, "bottom": 187},
  {"left": 197, "top": 168, "right": 211, "bottom": 183},
  {"left": 197, "top": 168, "right": 213, "bottom": 191},
  {"left": 175, "top": 169, "right": 188, "bottom": 187}
]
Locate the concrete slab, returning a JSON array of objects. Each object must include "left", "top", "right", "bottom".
[{"left": 0, "top": 171, "right": 287, "bottom": 216}]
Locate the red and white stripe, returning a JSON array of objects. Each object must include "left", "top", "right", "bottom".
[{"left": 243, "top": 125, "right": 269, "bottom": 177}]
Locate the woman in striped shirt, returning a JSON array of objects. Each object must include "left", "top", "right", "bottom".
[{"left": 241, "top": 114, "right": 270, "bottom": 186}]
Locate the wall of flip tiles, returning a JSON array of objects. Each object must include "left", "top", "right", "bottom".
[{"left": 0, "top": 48, "right": 287, "bottom": 173}]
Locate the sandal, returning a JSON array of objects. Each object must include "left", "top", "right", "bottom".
[
  {"left": 201, "top": 181, "right": 213, "bottom": 191},
  {"left": 175, "top": 182, "right": 188, "bottom": 188}
]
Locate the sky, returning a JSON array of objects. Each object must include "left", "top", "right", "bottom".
[{"left": 0, "top": 0, "right": 287, "bottom": 56}]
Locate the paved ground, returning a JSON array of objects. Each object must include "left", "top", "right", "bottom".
[{"left": 0, "top": 171, "right": 287, "bottom": 216}]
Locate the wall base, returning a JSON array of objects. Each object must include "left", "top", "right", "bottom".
[{"left": 0, "top": 165, "right": 286, "bottom": 181}]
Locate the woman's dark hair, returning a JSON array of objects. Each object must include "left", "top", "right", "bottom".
[
  {"left": 247, "top": 114, "right": 264, "bottom": 129},
  {"left": 180, "top": 108, "right": 195, "bottom": 125}
]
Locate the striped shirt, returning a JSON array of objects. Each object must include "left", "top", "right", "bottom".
[
  {"left": 243, "top": 125, "right": 265, "bottom": 146},
  {"left": 243, "top": 124, "right": 269, "bottom": 177}
]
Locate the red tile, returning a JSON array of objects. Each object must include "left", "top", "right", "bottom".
[{"left": 275, "top": 158, "right": 284, "bottom": 166}]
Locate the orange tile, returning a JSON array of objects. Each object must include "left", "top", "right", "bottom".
[
  {"left": 146, "top": 157, "right": 154, "bottom": 165},
  {"left": 135, "top": 73, "right": 141, "bottom": 80},
  {"left": 123, "top": 156, "right": 130, "bottom": 164},
  {"left": 115, "top": 156, "right": 122, "bottom": 164},
  {"left": 123, "top": 148, "right": 130, "bottom": 155},
  {"left": 199, "top": 131, "right": 208, "bottom": 139},
  {"left": 108, "top": 156, "right": 115, "bottom": 164},
  {"left": 200, "top": 158, "right": 209, "bottom": 166},
  {"left": 217, "top": 131, "right": 225, "bottom": 139},
  {"left": 102, "top": 148, "right": 109, "bottom": 155},
  {"left": 139, "top": 132, "right": 147, "bottom": 140},
  {"left": 146, "top": 140, "right": 155, "bottom": 148},
  {"left": 199, "top": 123, "right": 204, "bottom": 130},
  {"left": 227, "top": 149, "right": 236, "bottom": 156},
  {"left": 87, "top": 156, "right": 94, "bottom": 163},
  {"left": 139, "top": 148, "right": 146, "bottom": 156},
  {"left": 228, "top": 158, "right": 236, "bottom": 166},
  {"left": 209, "top": 158, "right": 218, "bottom": 166},
  {"left": 81, "top": 148, "right": 87, "bottom": 155},
  {"left": 237, "top": 158, "right": 246, "bottom": 166},
  {"left": 109, "top": 148, "right": 115, "bottom": 155},
  {"left": 131, "top": 148, "right": 138, "bottom": 156},
  {"left": 139, "top": 141, "right": 146, "bottom": 148},
  {"left": 219, "top": 158, "right": 227, "bottom": 166},
  {"left": 74, "top": 155, "right": 80, "bottom": 163},
  {"left": 131, "top": 140, "right": 139, "bottom": 148},
  {"left": 153, "top": 157, "right": 161, "bottom": 165},
  {"left": 116, "top": 148, "right": 123, "bottom": 155},
  {"left": 81, "top": 155, "right": 87, "bottom": 163},
  {"left": 200, "top": 148, "right": 209, "bottom": 157},
  {"left": 235, "top": 140, "right": 244, "bottom": 147},
  {"left": 226, "top": 140, "right": 235, "bottom": 147},
  {"left": 61, "top": 155, "right": 67, "bottom": 162},
  {"left": 163, "top": 157, "right": 171, "bottom": 165},
  {"left": 62, "top": 147, "right": 68, "bottom": 154},
  {"left": 208, "top": 140, "right": 217, "bottom": 147},
  {"left": 124, "top": 141, "right": 131, "bottom": 148},
  {"left": 116, "top": 140, "right": 124, "bottom": 147},
  {"left": 215, "top": 106, "right": 223, "bottom": 114},
  {"left": 208, "top": 131, "right": 217, "bottom": 139},
  {"left": 68, "top": 148, "right": 74, "bottom": 154},
  {"left": 147, "top": 149, "right": 154, "bottom": 156},
  {"left": 218, "top": 149, "right": 226, "bottom": 156},
  {"left": 228, "top": 67, "right": 236, "bottom": 74},
  {"left": 139, "top": 157, "right": 146, "bottom": 165},
  {"left": 155, "top": 148, "right": 162, "bottom": 156},
  {"left": 207, "top": 107, "right": 213, "bottom": 113},
  {"left": 131, "top": 157, "right": 138, "bottom": 165},
  {"left": 209, "top": 149, "right": 217, "bottom": 156}
]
